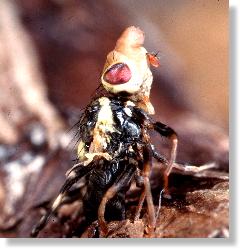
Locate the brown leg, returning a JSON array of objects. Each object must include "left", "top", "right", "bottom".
[
  {"left": 134, "top": 169, "right": 145, "bottom": 221},
  {"left": 155, "top": 188, "right": 165, "bottom": 222},
  {"left": 134, "top": 190, "right": 146, "bottom": 221},
  {"left": 142, "top": 147, "right": 156, "bottom": 237},
  {"left": 152, "top": 148, "right": 217, "bottom": 176},
  {"left": 98, "top": 165, "right": 136, "bottom": 237},
  {"left": 163, "top": 133, "right": 178, "bottom": 197},
  {"left": 153, "top": 122, "right": 178, "bottom": 197},
  {"left": 98, "top": 187, "right": 117, "bottom": 236}
]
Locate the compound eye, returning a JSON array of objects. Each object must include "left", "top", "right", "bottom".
[{"left": 103, "top": 63, "right": 132, "bottom": 85}]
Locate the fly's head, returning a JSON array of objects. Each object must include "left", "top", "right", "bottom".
[{"left": 101, "top": 26, "right": 160, "bottom": 115}]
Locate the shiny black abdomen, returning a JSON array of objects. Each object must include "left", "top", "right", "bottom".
[{"left": 83, "top": 158, "right": 128, "bottom": 223}]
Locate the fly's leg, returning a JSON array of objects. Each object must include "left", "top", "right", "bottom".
[
  {"left": 151, "top": 147, "right": 169, "bottom": 165},
  {"left": 142, "top": 146, "right": 156, "bottom": 237},
  {"left": 130, "top": 107, "right": 178, "bottom": 196},
  {"left": 134, "top": 168, "right": 146, "bottom": 221},
  {"left": 153, "top": 122, "right": 178, "bottom": 197},
  {"left": 31, "top": 163, "right": 94, "bottom": 237},
  {"left": 130, "top": 107, "right": 177, "bottom": 223},
  {"left": 152, "top": 149, "right": 218, "bottom": 176},
  {"left": 98, "top": 164, "right": 136, "bottom": 237},
  {"left": 134, "top": 190, "right": 146, "bottom": 221}
]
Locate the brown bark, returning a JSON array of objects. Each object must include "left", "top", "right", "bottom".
[{"left": 0, "top": 0, "right": 65, "bottom": 148}]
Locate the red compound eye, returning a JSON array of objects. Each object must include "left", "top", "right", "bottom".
[{"left": 103, "top": 63, "right": 132, "bottom": 85}]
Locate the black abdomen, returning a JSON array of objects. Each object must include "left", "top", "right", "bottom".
[{"left": 83, "top": 159, "right": 129, "bottom": 223}]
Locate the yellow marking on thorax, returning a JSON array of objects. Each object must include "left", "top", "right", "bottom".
[
  {"left": 76, "top": 97, "right": 116, "bottom": 165},
  {"left": 89, "top": 97, "right": 117, "bottom": 153}
]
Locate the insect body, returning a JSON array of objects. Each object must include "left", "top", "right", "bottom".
[
  {"left": 80, "top": 97, "right": 146, "bottom": 225},
  {"left": 31, "top": 26, "right": 178, "bottom": 237}
]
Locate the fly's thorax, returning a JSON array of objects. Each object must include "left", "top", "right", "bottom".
[
  {"left": 77, "top": 97, "right": 118, "bottom": 163},
  {"left": 76, "top": 97, "right": 143, "bottom": 164},
  {"left": 89, "top": 97, "right": 119, "bottom": 153}
]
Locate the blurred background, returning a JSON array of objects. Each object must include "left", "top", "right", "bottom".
[{"left": 0, "top": 0, "right": 228, "bottom": 237}]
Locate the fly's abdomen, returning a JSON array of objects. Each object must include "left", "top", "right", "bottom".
[{"left": 83, "top": 159, "right": 129, "bottom": 223}]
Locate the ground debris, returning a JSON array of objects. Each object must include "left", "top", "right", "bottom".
[
  {"left": 154, "top": 182, "right": 229, "bottom": 238},
  {"left": 80, "top": 181, "right": 229, "bottom": 238}
]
